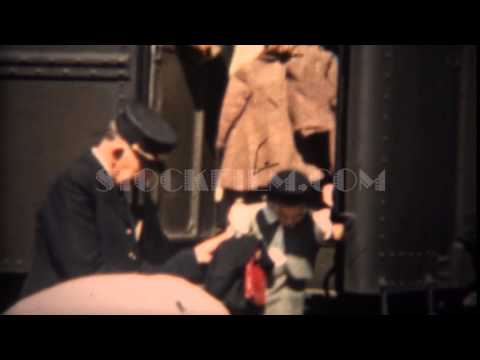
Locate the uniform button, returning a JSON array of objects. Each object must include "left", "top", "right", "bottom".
[{"left": 128, "top": 251, "right": 138, "bottom": 261}]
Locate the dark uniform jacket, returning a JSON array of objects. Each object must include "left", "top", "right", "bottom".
[{"left": 21, "top": 152, "right": 200, "bottom": 298}]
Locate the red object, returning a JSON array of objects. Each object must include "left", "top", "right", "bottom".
[{"left": 244, "top": 256, "right": 268, "bottom": 307}]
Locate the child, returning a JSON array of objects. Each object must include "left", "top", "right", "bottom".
[
  {"left": 254, "top": 170, "right": 327, "bottom": 315},
  {"left": 205, "top": 170, "right": 329, "bottom": 315}
]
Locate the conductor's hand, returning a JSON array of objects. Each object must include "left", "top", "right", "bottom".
[{"left": 194, "top": 227, "right": 235, "bottom": 265}]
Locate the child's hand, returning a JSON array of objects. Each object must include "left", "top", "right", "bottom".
[
  {"left": 332, "top": 223, "right": 346, "bottom": 241},
  {"left": 312, "top": 208, "right": 333, "bottom": 241},
  {"left": 312, "top": 209, "right": 346, "bottom": 242}
]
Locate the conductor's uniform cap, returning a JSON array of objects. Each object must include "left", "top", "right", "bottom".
[{"left": 115, "top": 102, "right": 177, "bottom": 158}]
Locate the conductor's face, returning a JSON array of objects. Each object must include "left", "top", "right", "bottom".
[
  {"left": 96, "top": 129, "right": 168, "bottom": 186},
  {"left": 109, "top": 137, "right": 143, "bottom": 185}
]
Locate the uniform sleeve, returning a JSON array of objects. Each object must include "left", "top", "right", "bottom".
[
  {"left": 42, "top": 177, "right": 105, "bottom": 279},
  {"left": 137, "top": 193, "right": 177, "bottom": 266},
  {"left": 140, "top": 249, "right": 206, "bottom": 285},
  {"left": 160, "top": 249, "right": 206, "bottom": 284},
  {"left": 138, "top": 194, "right": 205, "bottom": 283},
  {"left": 204, "top": 238, "right": 257, "bottom": 300}
]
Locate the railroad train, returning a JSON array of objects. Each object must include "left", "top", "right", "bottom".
[{"left": 0, "top": 45, "right": 476, "bottom": 314}]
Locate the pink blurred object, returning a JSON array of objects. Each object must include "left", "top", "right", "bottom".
[{"left": 5, "top": 274, "right": 230, "bottom": 316}]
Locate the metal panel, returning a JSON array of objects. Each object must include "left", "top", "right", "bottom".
[
  {"left": 0, "top": 45, "right": 142, "bottom": 273},
  {"left": 343, "top": 45, "right": 461, "bottom": 294},
  {"left": 0, "top": 46, "right": 131, "bottom": 80},
  {"left": 451, "top": 45, "right": 477, "bottom": 288},
  {"left": 151, "top": 46, "right": 230, "bottom": 242}
]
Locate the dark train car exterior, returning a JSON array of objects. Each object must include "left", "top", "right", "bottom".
[{"left": 341, "top": 46, "right": 476, "bottom": 294}]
